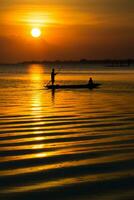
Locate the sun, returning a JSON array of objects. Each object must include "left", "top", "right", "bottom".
[{"left": 31, "top": 28, "right": 41, "bottom": 38}]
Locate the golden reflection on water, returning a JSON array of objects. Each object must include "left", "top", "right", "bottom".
[
  {"left": 2, "top": 168, "right": 134, "bottom": 195},
  {"left": 34, "top": 136, "right": 45, "bottom": 141},
  {"left": 35, "top": 152, "right": 47, "bottom": 158},
  {"left": 31, "top": 93, "right": 42, "bottom": 112},
  {"left": 28, "top": 64, "right": 44, "bottom": 81},
  {"left": 28, "top": 64, "right": 44, "bottom": 113},
  {"left": 0, "top": 66, "right": 134, "bottom": 199},
  {"left": 32, "top": 144, "right": 45, "bottom": 150},
  {"left": 27, "top": 64, "right": 48, "bottom": 157}
]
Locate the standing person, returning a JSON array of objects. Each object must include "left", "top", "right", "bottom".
[
  {"left": 51, "top": 68, "right": 56, "bottom": 85},
  {"left": 88, "top": 77, "right": 93, "bottom": 85}
]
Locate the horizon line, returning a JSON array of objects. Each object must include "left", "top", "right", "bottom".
[{"left": 0, "top": 58, "right": 134, "bottom": 65}]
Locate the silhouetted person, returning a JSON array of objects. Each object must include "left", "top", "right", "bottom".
[
  {"left": 51, "top": 68, "right": 56, "bottom": 85},
  {"left": 88, "top": 77, "right": 93, "bottom": 85}
]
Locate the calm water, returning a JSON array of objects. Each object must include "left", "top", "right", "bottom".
[{"left": 0, "top": 64, "right": 134, "bottom": 200}]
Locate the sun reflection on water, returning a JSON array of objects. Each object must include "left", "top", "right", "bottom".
[
  {"left": 28, "top": 64, "right": 44, "bottom": 81},
  {"left": 32, "top": 144, "right": 45, "bottom": 150},
  {"left": 27, "top": 64, "right": 48, "bottom": 157},
  {"left": 28, "top": 64, "right": 44, "bottom": 114},
  {"left": 35, "top": 152, "right": 47, "bottom": 158}
]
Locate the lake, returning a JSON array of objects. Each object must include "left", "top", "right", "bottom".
[{"left": 0, "top": 64, "right": 134, "bottom": 200}]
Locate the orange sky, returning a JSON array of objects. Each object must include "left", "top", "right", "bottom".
[{"left": 0, "top": 0, "right": 134, "bottom": 63}]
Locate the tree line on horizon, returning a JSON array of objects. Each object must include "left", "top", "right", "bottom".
[{"left": 1, "top": 59, "right": 134, "bottom": 66}]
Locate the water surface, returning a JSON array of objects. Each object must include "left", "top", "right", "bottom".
[{"left": 0, "top": 64, "right": 134, "bottom": 200}]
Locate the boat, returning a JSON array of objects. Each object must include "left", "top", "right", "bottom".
[{"left": 46, "top": 83, "right": 101, "bottom": 90}]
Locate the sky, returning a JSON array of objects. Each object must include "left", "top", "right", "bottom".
[{"left": 0, "top": 0, "right": 134, "bottom": 63}]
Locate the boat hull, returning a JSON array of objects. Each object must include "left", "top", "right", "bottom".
[{"left": 46, "top": 83, "right": 101, "bottom": 90}]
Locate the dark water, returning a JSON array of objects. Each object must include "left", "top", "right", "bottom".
[{"left": 0, "top": 64, "right": 134, "bottom": 200}]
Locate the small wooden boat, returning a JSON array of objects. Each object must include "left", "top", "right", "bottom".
[{"left": 46, "top": 83, "right": 101, "bottom": 90}]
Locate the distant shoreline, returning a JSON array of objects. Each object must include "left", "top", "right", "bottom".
[{"left": 0, "top": 59, "right": 134, "bottom": 66}]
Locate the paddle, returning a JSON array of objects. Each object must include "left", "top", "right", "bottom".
[{"left": 46, "top": 80, "right": 51, "bottom": 87}]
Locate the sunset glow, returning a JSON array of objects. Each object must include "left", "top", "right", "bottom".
[{"left": 0, "top": 1, "right": 134, "bottom": 63}]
